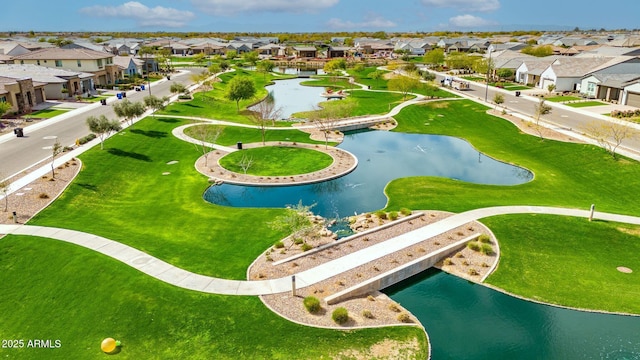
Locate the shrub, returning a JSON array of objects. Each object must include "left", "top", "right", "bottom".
[
  {"left": 467, "top": 241, "right": 481, "bottom": 252},
  {"left": 468, "top": 268, "right": 479, "bottom": 276},
  {"left": 178, "top": 94, "right": 192, "bottom": 100},
  {"left": 362, "top": 310, "right": 374, "bottom": 319},
  {"left": 38, "top": 193, "right": 49, "bottom": 199},
  {"left": 389, "top": 211, "right": 399, "bottom": 221},
  {"left": 273, "top": 240, "right": 284, "bottom": 249},
  {"left": 478, "top": 234, "right": 491, "bottom": 243},
  {"left": 301, "top": 243, "right": 313, "bottom": 251},
  {"left": 375, "top": 210, "right": 388, "bottom": 220},
  {"left": 480, "top": 243, "right": 494, "bottom": 255},
  {"left": 303, "top": 296, "right": 321, "bottom": 313},
  {"left": 78, "top": 133, "right": 97, "bottom": 145},
  {"left": 388, "top": 303, "right": 401, "bottom": 312},
  {"left": 367, "top": 295, "right": 375, "bottom": 301},
  {"left": 397, "top": 312, "right": 412, "bottom": 323},
  {"left": 332, "top": 307, "right": 349, "bottom": 324},
  {"left": 400, "top": 208, "right": 412, "bottom": 216},
  {"left": 443, "top": 257, "right": 453, "bottom": 265},
  {"left": 293, "top": 237, "right": 304, "bottom": 245}
]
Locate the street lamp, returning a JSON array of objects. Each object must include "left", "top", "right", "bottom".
[{"left": 484, "top": 48, "right": 493, "bottom": 103}]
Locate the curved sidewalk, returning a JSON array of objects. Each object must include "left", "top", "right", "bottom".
[{"left": 2, "top": 205, "right": 639, "bottom": 296}]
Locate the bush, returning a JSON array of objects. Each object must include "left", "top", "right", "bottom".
[
  {"left": 467, "top": 241, "right": 481, "bottom": 252},
  {"left": 374, "top": 210, "right": 388, "bottom": 220},
  {"left": 397, "top": 312, "right": 412, "bottom": 323},
  {"left": 480, "top": 243, "right": 494, "bottom": 255},
  {"left": 78, "top": 133, "right": 97, "bottom": 145},
  {"left": 389, "top": 211, "right": 399, "bottom": 221},
  {"left": 303, "top": 296, "right": 321, "bottom": 313},
  {"left": 38, "top": 193, "right": 49, "bottom": 199},
  {"left": 388, "top": 303, "right": 401, "bottom": 312},
  {"left": 362, "top": 310, "right": 374, "bottom": 319},
  {"left": 301, "top": 243, "right": 312, "bottom": 251},
  {"left": 443, "top": 257, "right": 453, "bottom": 265},
  {"left": 478, "top": 234, "right": 491, "bottom": 243},
  {"left": 332, "top": 307, "right": 349, "bottom": 324},
  {"left": 293, "top": 237, "right": 304, "bottom": 245},
  {"left": 273, "top": 240, "right": 284, "bottom": 249},
  {"left": 400, "top": 208, "right": 412, "bottom": 216},
  {"left": 468, "top": 268, "right": 479, "bottom": 276},
  {"left": 178, "top": 94, "right": 192, "bottom": 100}
]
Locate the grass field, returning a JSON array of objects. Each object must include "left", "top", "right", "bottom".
[
  {"left": 219, "top": 146, "right": 333, "bottom": 176},
  {"left": 545, "top": 96, "right": 582, "bottom": 102},
  {"left": 184, "top": 124, "right": 326, "bottom": 146},
  {"left": 565, "top": 101, "right": 607, "bottom": 108},
  {"left": 30, "top": 109, "right": 70, "bottom": 118}
]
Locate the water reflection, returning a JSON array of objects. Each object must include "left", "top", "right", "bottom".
[
  {"left": 250, "top": 78, "right": 325, "bottom": 119},
  {"left": 203, "top": 130, "right": 533, "bottom": 218},
  {"left": 386, "top": 270, "right": 640, "bottom": 359}
]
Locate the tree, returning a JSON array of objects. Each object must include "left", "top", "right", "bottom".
[
  {"left": 423, "top": 48, "right": 445, "bottom": 68},
  {"left": 191, "top": 123, "right": 223, "bottom": 167},
  {"left": 256, "top": 60, "right": 275, "bottom": 80},
  {"left": 86, "top": 115, "right": 121, "bottom": 150},
  {"left": 369, "top": 70, "right": 386, "bottom": 88},
  {"left": 208, "top": 63, "right": 222, "bottom": 80},
  {"left": 445, "top": 52, "right": 475, "bottom": 71},
  {"left": 225, "top": 50, "right": 237, "bottom": 60},
  {"left": 113, "top": 99, "right": 146, "bottom": 127},
  {"left": 143, "top": 95, "right": 169, "bottom": 118},
  {"left": 496, "top": 68, "right": 514, "bottom": 81},
  {"left": 533, "top": 98, "right": 552, "bottom": 139},
  {"left": 50, "top": 139, "right": 63, "bottom": 179},
  {"left": 493, "top": 93, "right": 504, "bottom": 110},
  {"left": 268, "top": 200, "right": 319, "bottom": 244},
  {"left": 238, "top": 154, "right": 254, "bottom": 174},
  {"left": 0, "top": 101, "right": 11, "bottom": 118},
  {"left": 170, "top": 83, "right": 188, "bottom": 96},
  {"left": 225, "top": 76, "right": 256, "bottom": 111},
  {"left": 323, "top": 58, "right": 347, "bottom": 74},
  {"left": 250, "top": 91, "right": 283, "bottom": 145},
  {"left": 192, "top": 52, "right": 207, "bottom": 67},
  {"left": 585, "top": 121, "right": 637, "bottom": 159},
  {"left": 243, "top": 51, "right": 260, "bottom": 66},
  {"left": 309, "top": 100, "right": 355, "bottom": 148},
  {"left": 0, "top": 174, "right": 9, "bottom": 212},
  {"left": 388, "top": 75, "right": 421, "bottom": 101}
]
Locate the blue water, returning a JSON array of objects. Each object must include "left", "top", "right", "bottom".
[
  {"left": 261, "top": 77, "right": 326, "bottom": 119},
  {"left": 204, "top": 130, "right": 532, "bottom": 219},
  {"left": 385, "top": 270, "right": 640, "bottom": 360}
]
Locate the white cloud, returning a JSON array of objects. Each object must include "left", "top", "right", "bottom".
[
  {"left": 327, "top": 15, "right": 396, "bottom": 30},
  {"left": 421, "top": 0, "right": 499, "bottom": 12},
  {"left": 191, "top": 0, "right": 339, "bottom": 15},
  {"left": 449, "top": 14, "right": 496, "bottom": 27},
  {"left": 80, "top": 2, "right": 195, "bottom": 28}
]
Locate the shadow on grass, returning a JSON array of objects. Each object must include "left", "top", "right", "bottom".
[
  {"left": 107, "top": 148, "right": 152, "bottom": 162},
  {"left": 130, "top": 129, "right": 167, "bottom": 138},
  {"left": 75, "top": 183, "right": 98, "bottom": 192},
  {"left": 156, "top": 118, "right": 180, "bottom": 123}
]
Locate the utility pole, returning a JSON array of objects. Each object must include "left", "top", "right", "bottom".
[{"left": 484, "top": 48, "right": 492, "bottom": 103}]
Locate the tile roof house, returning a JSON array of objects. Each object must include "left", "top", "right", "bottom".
[
  {"left": 0, "top": 63, "right": 95, "bottom": 100},
  {"left": 579, "top": 57, "right": 640, "bottom": 103},
  {"left": 0, "top": 75, "right": 46, "bottom": 114},
  {"left": 538, "top": 57, "right": 612, "bottom": 91},
  {"left": 12, "top": 48, "right": 121, "bottom": 86}
]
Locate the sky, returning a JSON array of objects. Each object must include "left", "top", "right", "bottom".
[{"left": 2, "top": 0, "right": 639, "bottom": 34}]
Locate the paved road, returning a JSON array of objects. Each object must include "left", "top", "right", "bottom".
[
  {"left": 1, "top": 205, "right": 637, "bottom": 295},
  {"left": 433, "top": 72, "right": 640, "bottom": 155},
  {"left": 0, "top": 68, "right": 203, "bottom": 180}
]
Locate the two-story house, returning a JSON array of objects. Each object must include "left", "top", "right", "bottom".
[{"left": 12, "top": 48, "right": 121, "bottom": 88}]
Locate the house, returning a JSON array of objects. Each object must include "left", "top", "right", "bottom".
[
  {"left": 0, "top": 64, "right": 95, "bottom": 100},
  {"left": 257, "top": 43, "right": 285, "bottom": 58},
  {"left": 326, "top": 46, "right": 351, "bottom": 58},
  {"left": 226, "top": 42, "right": 253, "bottom": 54},
  {"left": 293, "top": 46, "right": 317, "bottom": 58},
  {"left": 538, "top": 57, "right": 612, "bottom": 92},
  {"left": 579, "top": 57, "right": 640, "bottom": 102},
  {"left": 113, "top": 55, "right": 144, "bottom": 77},
  {"left": 0, "top": 42, "right": 31, "bottom": 57},
  {"left": 0, "top": 76, "right": 45, "bottom": 114},
  {"left": 62, "top": 41, "right": 110, "bottom": 53},
  {"left": 514, "top": 57, "right": 559, "bottom": 86},
  {"left": 621, "top": 81, "right": 640, "bottom": 107},
  {"left": 12, "top": 48, "right": 121, "bottom": 86}
]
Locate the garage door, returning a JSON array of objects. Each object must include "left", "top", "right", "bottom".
[
  {"left": 626, "top": 92, "right": 640, "bottom": 108},
  {"left": 541, "top": 78, "right": 555, "bottom": 90}
]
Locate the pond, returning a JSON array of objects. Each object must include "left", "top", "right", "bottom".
[
  {"left": 385, "top": 269, "right": 640, "bottom": 360},
  {"left": 204, "top": 130, "right": 532, "bottom": 220},
  {"left": 256, "top": 77, "right": 326, "bottom": 119}
]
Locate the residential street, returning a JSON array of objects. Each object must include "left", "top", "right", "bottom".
[{"left": 0, "top": 68, "right": 202, "bottom": 179}]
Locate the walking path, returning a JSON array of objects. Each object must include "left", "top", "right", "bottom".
[{"left": 2, "top": 205, "right": 638, "bottom": 296}]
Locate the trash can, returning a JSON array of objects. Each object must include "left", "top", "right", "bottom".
[
  {"left": 14, "top": 127, "right": 24, "bottom": 137},
  {"left": 237, "top": 142, "right": 242, "bottom": 150},
  {"left": 121, "top": 92, "right": 127, "bottom": 98},
  {"left": 515, "top": 91, "right": 521, "bottom": 97},
  {"left": 116, "top": 93, "right": 123, "bottom": 100},
  {"left": 100, "top": 99, "right": 107, "bottom": 105},
  {"left": 141, "top": 85, "right": 145, "bottom": 90},
  {"left": 166, "top": 76, "right": 171, "bottom": 80}
]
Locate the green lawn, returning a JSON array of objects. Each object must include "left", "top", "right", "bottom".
[
  {"left": 295, "top": 90, "right": 412, "bottom": 119},
  {"left": 461, "top": 76, "right": 485, "bottom": 82},
  {"left": 0, "top": 235, "right": 426, "bottom": 359},
  {"left": 219, "top": 146, "right": 333, "bottom": 176},
  {"left": 184, "top": 124, "right": 326, "bottom": 146},
  {"left": 566, "top": 101, "right": 607, "bottom": 108},
  {"left": 30, "top": 109, "right": 69, "bottom": 118},
  {"left": 503, "top": 85, "right": 530, "bottom": 91},
  {"left": 484, "top": 215, "right": 640, "bottom": 314},
  {"left": 545, "top": 96, "right": 582, "bottom": 102}
]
